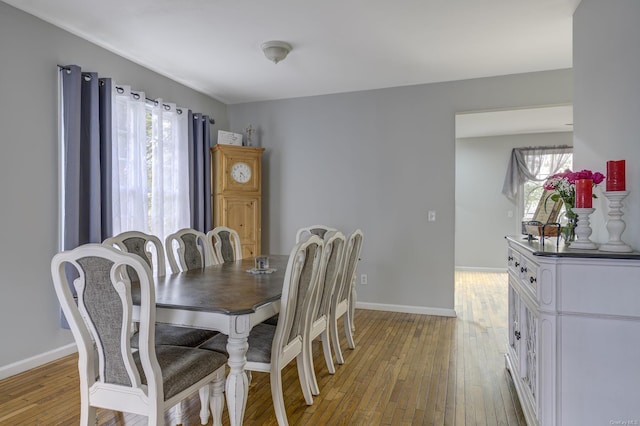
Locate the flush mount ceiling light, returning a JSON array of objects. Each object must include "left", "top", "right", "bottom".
[{"left": 261, "top": 41, "right": 292, "bottom": 64}]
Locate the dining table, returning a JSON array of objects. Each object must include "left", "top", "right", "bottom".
[{"left": 131, "top": 255, "right": 289, "bottom": 426}]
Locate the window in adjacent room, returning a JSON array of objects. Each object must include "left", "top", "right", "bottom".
[{"left": 522, "top": 153, "right": 573, "bottom": 221}]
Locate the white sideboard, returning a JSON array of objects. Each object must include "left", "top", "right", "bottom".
[{"left": 505, "top": 236, "right": 640, "bottom": 426}]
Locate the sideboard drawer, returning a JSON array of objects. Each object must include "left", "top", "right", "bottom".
[
  {"left": 507, "top": 247, "right": 521, "bottom": 275},
  {"left": 518, "top": 256, "right": 538, "bottom": 292}
]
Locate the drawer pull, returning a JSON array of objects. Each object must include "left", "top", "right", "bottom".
[
  {"left": 530, "top": 276, "right": 537, "bottom": 284},
  {"left": 515, "top": 331, "right": 521, "bottom": 340},
  {"left": 515, "top": 262, "right": 520, "bottom": 267},
  {"left": 521, "top": 266, "right": 527, "bottom": 273},
  {"left": 508, "top": 255, "right": 513, "bottom": 261}
]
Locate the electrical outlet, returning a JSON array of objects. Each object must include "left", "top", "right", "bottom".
[{"left": 360, "top": 274, "right": 368, "bottom": 285}]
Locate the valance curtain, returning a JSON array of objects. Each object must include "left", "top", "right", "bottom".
[{"left": 502, "top": 145, "right": 573, "bottom": 201}]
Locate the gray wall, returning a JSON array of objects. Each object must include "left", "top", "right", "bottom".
[
  {"left": 228, "top": 70, "right": 573, "bottom": 315},
  {"left": 573, "top": 0, "right": 640, "bottom": 250},
  {"left": 0, "top": 2, "right": 228, "bottom": 371},
  {"left": 455, "top": 132, "right": 573, "bottom": 270}
]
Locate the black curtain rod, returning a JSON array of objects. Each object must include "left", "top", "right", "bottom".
[
  {"left": 58, "top": 65, "right": 215, "bottom": 124},
  {"left": 114, "top": 85, "right": 186, "bottom": 115}
]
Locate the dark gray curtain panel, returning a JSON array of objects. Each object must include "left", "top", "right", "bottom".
[
  {"left": 59, "top": 65, "right": 112, "bottom": 328},
  {"left": 60, "top": 64, "right": 113, "bottom": 250},
  {"left": 189, "top": 112, "right": 212, "bottom": 233}
]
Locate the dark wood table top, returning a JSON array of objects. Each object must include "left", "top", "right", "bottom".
[{"left": 142, "top": 255, "right": 289, "bottom": 315}]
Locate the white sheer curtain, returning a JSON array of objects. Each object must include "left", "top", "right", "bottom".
[
  {"left": 111, "top": 86, "right": 190, "bottom": 244},
  {"left": 111, "top": 86, "right": 148, "bottom": 233},
  {"left": 148, "top": 99, "right": 190, "bottom": 241}
]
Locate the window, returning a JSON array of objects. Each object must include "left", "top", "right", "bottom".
[
  {"left": 59, "top": 66, "right": 208, "bottom": 258},
  {"left": 522, "top": 153, "right": 572, "bottom": 221},
  {"left": 112, "top": 88, "right": 190, "bottom": 244}
]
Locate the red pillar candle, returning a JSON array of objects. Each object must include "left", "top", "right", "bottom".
[
  {"left": 606, "top": 160, "right": 626, "bottom": 191},
  {"left": 575, "top": 179, "right": 593, "bottom": 208}
]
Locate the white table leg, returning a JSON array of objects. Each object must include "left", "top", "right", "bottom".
[{"left": 226, "top": 317, "right": 250, "bottom": 426}]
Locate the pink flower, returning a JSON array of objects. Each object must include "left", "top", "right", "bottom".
[
  {"left": 592, "top": 172, "right": 605, "bottom": 184},
  {"left": 542, "top": 168, "right": 606, "bottom": 199}
]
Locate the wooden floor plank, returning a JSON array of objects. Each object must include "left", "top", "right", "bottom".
[{"left": 0, "top": 271, "right": 526, "bottom": 425}]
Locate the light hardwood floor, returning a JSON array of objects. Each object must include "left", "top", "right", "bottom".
[{"left": 0, "top": 271, "right": 525, "bottom": 425}]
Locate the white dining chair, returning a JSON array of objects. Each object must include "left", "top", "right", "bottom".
[
  {"left": 207, "top": 226, "right": 243, "bottom": 263},
  {"left": 51, "top": 243, "right": 227, "bottom": 426},
  {"left": 330, "top": 229, "right": 363, "bottom": 364},
  {"left": 264, "top": 224, "right": 339, "bottom": 327},
  {"left": 104, "top": 231, "right": 218, "bottom": 348},
  {"left": 295, "top": 225, "right": 338, "bottom": 243},
  {"left": 303, "top": 230, "right": 345, "bottom": 395},
  {"left": 165, "top": 228, "right": 217, "bottom": 273},
  {"left": 200, "top": 235, "right": 324, "bottom": 425}
]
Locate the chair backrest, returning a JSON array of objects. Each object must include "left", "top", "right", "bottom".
[
  {"left": 272, "top": 235, "right": 323, "bottom": 361},
  {"left": 104, "top": 230, "right": 166, "bottom": 278},
  {"left": 334, "top": 229, "right": 364, "bottom": 306},
  {"left": 206, "top": 226, "right": 242, "bottom": 263},
  {"left": 295, "top": 225, "right": 338, "bottom": 243},
  {"left": 311, "top": 231, "right": 346, "bottom": 324},
  {"left": 51, "top": 244, "right": 164, "bottom": 403},
  {"left": 165, "top": 228, "right": 217, "bottom": 273}
]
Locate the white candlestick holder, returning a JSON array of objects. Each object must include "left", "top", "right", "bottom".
[
  {"left": 600, "top": 190, "right": 633, "bottom": 252},
  {"left": 570, "top": 207, "right": 598, "bottom": 250}
]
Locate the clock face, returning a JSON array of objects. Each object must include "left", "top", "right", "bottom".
[{"left": 230, "top": 162, "right": 252, "bottom": 183}]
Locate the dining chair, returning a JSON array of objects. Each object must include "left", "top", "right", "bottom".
[
  {"left": 200, "top": 235, "right": 324, "bottom": 425},
  {"left": 295, "top": 224, "right": 338, "bottom": 243},
  {"left": 206, "top": 226, "right": 242, "bottom": 263},
  {"left": 51, "top": 243, "right": 228, "bottom": 426},
  {"left": 303, "top": 230, "right": 345, "bottom": 396},
  {"left": 263, "top": 224, "right": 338, "bottom": 328},
  {"left": 165, "top": 228, "right": 217, "bottom": 273},
  {"left": 330, "top": 229, "right": 363, "bottom": 365},
  {"left": 104, "top": 231, "right": 217, "bottom": 349}
]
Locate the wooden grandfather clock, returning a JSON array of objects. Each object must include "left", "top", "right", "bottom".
[{"left": 211, "top": 144, "right": 265, "bottom": 257}]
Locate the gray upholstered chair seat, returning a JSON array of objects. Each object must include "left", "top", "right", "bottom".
[
  {"left": 263, "top": 314, "right": 279, "bottom": 326},
  {"left": 133, "top": 345, "right": 228, "bottom": 400},
  {"left": 200, "top": 323, "right": 276, "bottom": 364},
  {"left": 130, "top": 324, "right": 218, "bottom": 349}
]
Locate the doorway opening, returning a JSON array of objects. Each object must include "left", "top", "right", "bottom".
[{"left": 454, "top": 105, "right": 573, "bottom": 271}]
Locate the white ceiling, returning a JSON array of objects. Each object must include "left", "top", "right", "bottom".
[
  {"left": 5, "top": 0, "right": 581, "bottom": 105},
  {"left": 456, "top": 105, "right": 574, "bottom": 139}
]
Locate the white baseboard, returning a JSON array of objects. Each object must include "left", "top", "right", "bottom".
[
  {"left": 455, "top": 266, "right": 507, "bottom": 273},
  {"left": 0, "top": 343, "right": 77, "bottom": 380},
  {"left": 355, "top": 302, "right": 456, "bottom": 317}
]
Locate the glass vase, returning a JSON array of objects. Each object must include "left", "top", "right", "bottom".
[{"left": 562, "top": 210, "right": 577, "bottom": 246}]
